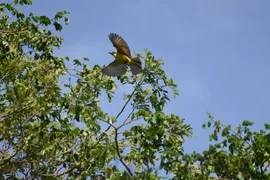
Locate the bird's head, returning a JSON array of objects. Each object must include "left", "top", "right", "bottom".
[{"left": 109, "top": 51, "right": 117, "bottom": 57}]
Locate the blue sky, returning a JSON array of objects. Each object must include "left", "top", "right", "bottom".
[{"left": 21, "top": 1, "right": 270, "bottom": 153}]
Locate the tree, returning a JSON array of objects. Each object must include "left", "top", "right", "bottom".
[
  {"left": 0, "top": 1, "right": 191, "bottom": 179},
  {"left": 0, "top": 1, "right": 269, "bottom": 179}
]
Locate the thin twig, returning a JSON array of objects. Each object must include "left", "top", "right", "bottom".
[
  {"left": 99, "top": 118, "right": 117, "bottom": 130},
  {"left": 65, "top": 69, "right": 80, "bottom": 78},
  {"left": 118, "top": 107, "right": 137, "bottom": 129}
]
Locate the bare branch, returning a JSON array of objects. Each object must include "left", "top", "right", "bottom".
[
  {"left": 98, "top": 118, "right": 117, "bottom": 130},
  {"left": 38, "top": 167, "right": 76, "bottom": 177},
  {"left": 104, "top": 75, "right": 145, "bottom": 133},
  {"left": 118, "top": 107, "right": 137, "bottom": 129},
  {"left": 0, "top": 30, "right": 14, "bottom": 34},
  {"left": 114, "top": 128, "right": 133, "bottom": 176},
  {"left": 0, "top": 142, "right": 24, "bottom": 165},
  {"left": 0, "top": 73, "right": 9, "bottom": 82}
]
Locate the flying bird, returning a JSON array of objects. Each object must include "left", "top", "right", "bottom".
[{"left": 102, "top": 33, "right": 142, "bottom": 77}]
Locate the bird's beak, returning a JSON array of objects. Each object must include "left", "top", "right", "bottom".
[{"left": 109, "top": 51, "right": 116, "bottom": 57}]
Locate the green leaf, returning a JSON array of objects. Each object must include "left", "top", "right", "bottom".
[
  {"left": 55, "top": 11, "right": 64, "bottom": 19},
  {"left": 40, "top": 15, "right": 51, "bottom": 25},
  {"left": 53, "top": 21, "right": 62, "bottom": 31},
  {"left": 221, "top": 125, "right": 231, "bottom": 137},
  {"left": 73, "top": 59, "right": 82, "bottom": 66},
  {"left": 65, "top": 17, "right": 69, "bottom": 25}
]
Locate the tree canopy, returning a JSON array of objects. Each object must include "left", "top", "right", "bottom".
[{"left": 0, "top": 1, "right": 269, "bottom": 179}]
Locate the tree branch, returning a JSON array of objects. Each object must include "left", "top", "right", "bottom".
[
  {"left": 104, "top": 76, "right": 145, "bottom": 133},
  {"left": 38, "top": 167, "right": 76, "bottom": 177},
  {"left": 98, "top": 118, "right": 133, "bottom": 176},
  {"left": 114, "top": 127, "right": 133, "bottom": 176},
  {"left": 99, "top": 118, "right": 117, "bottom": 130},
  {"left": 118, "top": 107, "right": 137, "bottom": 129},
  {"left": 0, "top": 142, "right": 24, "bottom": 165}
]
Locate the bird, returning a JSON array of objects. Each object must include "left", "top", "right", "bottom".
[{"left": 102, "top": 33, "right": 142, "bottom": 77}]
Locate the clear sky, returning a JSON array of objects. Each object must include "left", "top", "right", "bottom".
[{"left": 20, "top": 1, "right": 270, "bottom": 153}]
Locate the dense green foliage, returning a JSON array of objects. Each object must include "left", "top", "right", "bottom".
[{"left": 0, "top": 1, "right": 269, "bottom": 179}]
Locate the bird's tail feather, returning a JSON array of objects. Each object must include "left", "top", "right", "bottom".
[{"left": 129, "top": 57, "right": 142, "bottom": 75}]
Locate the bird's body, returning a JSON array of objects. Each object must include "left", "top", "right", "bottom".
[
  {"left": 102, "top": 33, "right": 142, "bottom": 77},
  {"left": 115, "top": 53, "right": 130, "bottom": 64}
]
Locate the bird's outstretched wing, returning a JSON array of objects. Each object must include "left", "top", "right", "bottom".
[
  {"left": 102, "top": 60, "right": 128, "bottom": 77},
  {"left": 109, "top": 33, "right": 131, "bottom": 58}
]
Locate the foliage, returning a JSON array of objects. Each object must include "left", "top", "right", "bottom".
[
  {"left": 172, "top": 114, "right": 270, "bottom": 180},
  {"left": 0, "top": 1, "right": 269, "bottom": 180}
]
